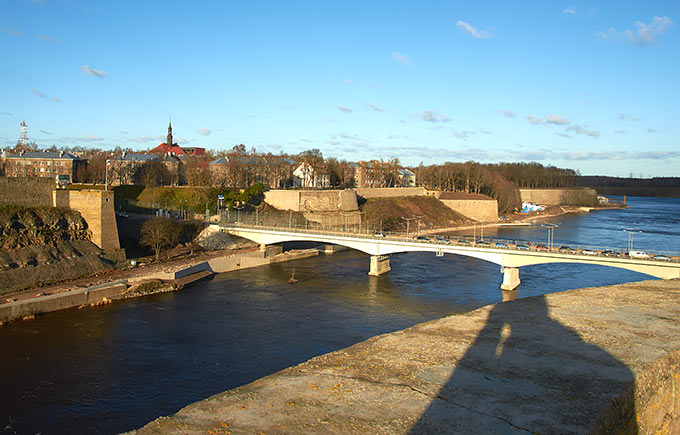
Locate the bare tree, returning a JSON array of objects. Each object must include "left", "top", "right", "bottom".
[{"left": 140, "top": 217, "right": 178, "bottom": 260}]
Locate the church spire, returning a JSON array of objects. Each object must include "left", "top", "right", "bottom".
[{"left": 167, "top": 120, "right": 173, "bottom": 146}]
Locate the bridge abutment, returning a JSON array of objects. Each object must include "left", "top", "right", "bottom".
[
  {"left": 369, "top": 255, "right": 391, "bottom": 276},
  {"left": 260, "top": 244, "right": 283, "bottom": 258},
  {"left": 501, "top": 266, "right": 520, "bottom": 294}
]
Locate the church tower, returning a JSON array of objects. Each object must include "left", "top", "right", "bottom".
[{"left": 167, "top": 121, "right": 173, "bottom": 146}]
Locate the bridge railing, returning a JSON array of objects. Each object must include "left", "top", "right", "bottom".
[{"left": 219, "top": 211, "right": 679, "bottom": 262}]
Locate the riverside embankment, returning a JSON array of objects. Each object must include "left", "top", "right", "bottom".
[
  {"left": 134, "top": 278, "right": 680, "bottom": 434},
  {"left": 0, "top": 247, "right": 318, "bottom": 324}
]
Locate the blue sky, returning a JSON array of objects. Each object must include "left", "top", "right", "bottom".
[{"left": 1, "top": 1, "right": 678, "bottom": 177}]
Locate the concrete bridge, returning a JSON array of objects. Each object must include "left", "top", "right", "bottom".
[{"left": 219, "top": 223, "right": 680, "bottom": 299}]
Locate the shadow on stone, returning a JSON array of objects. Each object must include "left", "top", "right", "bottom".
[{"left": 410, "top": 294, "right": 638, "bottom": 434}]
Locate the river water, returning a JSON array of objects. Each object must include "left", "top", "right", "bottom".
[{"left": 1, "top": 196, "right": 678, "bottom": 434}]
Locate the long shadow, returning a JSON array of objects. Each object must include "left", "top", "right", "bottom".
[{"left": 410, "top": 294, "right": 637, "bottom": 434}]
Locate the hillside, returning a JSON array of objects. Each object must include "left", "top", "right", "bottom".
[
  {"left": 0, "top": 206, "right": 113, "bottom": 295},
  {"left": 0, "top": 206, "right": 91, "bottom": 249},
  {"left": 361, "top": 196, "right": 472, "bottom": 233}
]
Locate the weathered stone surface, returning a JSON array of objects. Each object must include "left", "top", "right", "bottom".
[{"left": 134, "top": 279, "right": 680, "bottom": 434}]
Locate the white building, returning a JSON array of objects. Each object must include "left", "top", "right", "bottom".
[{"left": 292, "top": 162, "right": 330, "bottom": 188}]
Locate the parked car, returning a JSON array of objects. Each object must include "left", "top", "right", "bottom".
[
  {"left": 535, "top": 244, "right": 548, "bottom": 251},
  {"left": 558, "top": 246, "right": 576, "bottom": 254},
  {"left": 653, "top": 255, "right": 672, "bottom": 261},
  {"left": 435, "top": 236, "right": 451, "bottom": 244},
  {"left": 629, "top": 250, "right": 650, "bottom": 259},
  {"left": 581, "top": 249, "right": 598, "bottom": 256},
  {"left": 373, "top": 232, "right": 386, "bottom": 238},
  {"left": 495, "top": 242, "right": 508, "bottom": 248},
  {"left": 416, "top": 236, "right": 431, "bottom": 241},
  {"left": 516, "top": 244, "right": 530, "bottom": 250},
  {"left": 601, "top": 249, "right": 619, "bottom": 257},
  {"left": 457, "top": 239, "right": 471, "bottom": 245},
  {"left": 476, "top": 239, "right": 490, "bottom": 245}
]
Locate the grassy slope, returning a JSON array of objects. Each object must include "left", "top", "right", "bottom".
[{"left": 361, "top": 196, "right": 472, "bottom": 232}]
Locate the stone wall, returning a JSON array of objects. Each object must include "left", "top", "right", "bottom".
[
  {"left": 53, "top": 189, "right": 120, "bottom": 250},
  {"left": 519, "top": 188, "right": 597, "bottom": 205},
  {"left": 0, "top": 177, "right": 54, "bottom": 206},
  {"left": 264, "top": 190, "right": 358, "bottom": 212},
  {"left": 354, "top": 187, "right": 428, "bottom": 198},
  {"left": 440, "top": 199, "right": 498, "bottom": 222}
]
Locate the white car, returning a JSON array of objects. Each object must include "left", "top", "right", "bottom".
[
  {"left": 629, "top": 250, "right": 650, "bottom": 259},
  {"left": 581, "top": 249, "right": 598, "bottom": 256}
]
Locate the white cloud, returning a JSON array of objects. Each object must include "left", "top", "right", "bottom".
[
  {"left": 392, "top": 52, "right": 411, "bottom": 64},
  {"left": 563, "top": 8, "right": 577, "bottom": 15},
  {"left": 37, "top": 34, "right": 56, "bottom": 42},
  {"left": 2, "top": 28, "right": 22, "bottom": 36},
  {"left": 498, "top": 109, "right": 515, "bottom": 118},
  {"left": 198, "top": 127, "right": 211, "bottom": 136},
  {"left": 566, "top": 124, "right": 600, "bottom": 137},
  {"left": 598, "top": 16, "right": 674, "bottom": 45},
  {"left": 456, "top": 20, "right": 495, "bottom": 39},
  {"left": 526, "top": 115, "right": 543, "bottom": 125},
  {"left": 337, "top": 105, "right": 353, "bottom": 113},
  {"left": 38, "top": 129, "right": 52, "bottom": 135},
  {"left": 420, "top": 110, "right": 450, "bottom": 123},
  {"left": 127, "top": 135, "right": 158, "bottom": 143},
  {"left": 58, "top": 135, "right": 105, "bottom": 143},
  {"left": 614, "top": 130, "right": 627, "bottom": 135},
  {"left": 545, "top": 114, "right": 570, "bottom": 125},
  {"left": 647, "top": 127, "right": 656, "bottom": 133},
  {"left": 617, "top": 113, "right": 639, "bottom": 121},
  {"left": 343, "top": 79, "right": 353, "bottom": 85},
  {"left": 33, "top": 88, "right": 61, "bottom": 103},
  {"left": 366, "top": 103, "right": 386, "bottom": 112},
  {"left": 80, "top": 65, "right": 109, "bottom": 78},
  {"left": 454, "top": 130, "right": 475, "bottom": 140}
]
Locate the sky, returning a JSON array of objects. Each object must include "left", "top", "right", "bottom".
[{"left": 1, "top": 1, "right": 678, "bottom": 177}]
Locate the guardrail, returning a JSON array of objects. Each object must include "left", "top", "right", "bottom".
[{"left": 219, "top": 212, "right": 679, "bottom": 263}]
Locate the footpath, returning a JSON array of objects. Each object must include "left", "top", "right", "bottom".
[{"left": 133, "top": 278, "right": 680, "bottom": 434}]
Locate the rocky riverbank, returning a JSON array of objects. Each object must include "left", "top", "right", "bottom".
[
  {"left": 0, "top": 247, "right": 319, "bottom": 324},
  {"left": 133, "top": 278, "right": 680, "bottom": 434}
]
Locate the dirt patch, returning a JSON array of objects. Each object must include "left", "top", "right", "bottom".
[{"left": 361, "top": 196, "right": 472, "bottom": 232}]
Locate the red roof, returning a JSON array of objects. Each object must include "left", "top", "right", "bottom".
[{"left": 149, "top": 143, "right": 187, "bottom": 155}]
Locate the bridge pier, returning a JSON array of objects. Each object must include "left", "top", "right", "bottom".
[
  {"left": 501, "top": 266, "right": 520, "bottom": 297},
  {"left": 369, "top": 255, "right": 391, "bottom": 276},
  {"left": 260, "top": 244, "right": 283, "bottom": 258}
]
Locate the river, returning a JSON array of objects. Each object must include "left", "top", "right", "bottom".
[{"left": 0, "top": 196, "right": 678, "bottom": 434}]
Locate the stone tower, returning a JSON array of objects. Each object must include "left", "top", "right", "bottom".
[{"left": 167, "top": 121, "right": 173, "bottom": 146}]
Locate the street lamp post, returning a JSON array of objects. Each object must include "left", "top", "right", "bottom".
[
  {"left": 541, "top": 223, "right": 559, "bottom": 250},
  {"left": 402, "top": 217, "right": 415, "bottom": 238},
  {"left": 415, "top": 215, "right": 424, "bottom": 236},
  {"left": 105, "top": 159, "right": 111, "bottom": 191},
  {"left": 623, "top": 229, "right": 642, "bottom": 253}
]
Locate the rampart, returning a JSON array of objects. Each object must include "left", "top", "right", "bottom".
[
  {"left": 264, "top": 190, "right": 358, "bottom": 212},
  {"left": 53, "top": 189, "right": 121, "bottom": 251},
  {"left": 0, "top": 177, "right": 54, "bottom": 206},
  {"left": 519, "top": 188, "right": 598, "bottom": 205},
  {"left": 354, "top": 187, "right": 431, "bottom": 198},
  {"left": 439, "top": 192, "right": 498, "bottom": 221}
]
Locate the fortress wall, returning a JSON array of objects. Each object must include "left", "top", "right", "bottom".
[
  {"left": 265, "top": 190, "right": 358, "bottom": 212},
  {"left": 354, "top": 187, "right": 427, "bottom": 198},
  {"left": 0, "top": 177, "right": 54, "bottom": 206},
  {"left": 519, "top": 188, "right": 597, "bottom": 205},
  {"left": 53, "top": 189, "right": 120, "bottom": 250},
  {"left": 440, "top": 199, "right": 498, "bottom": 222}
]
